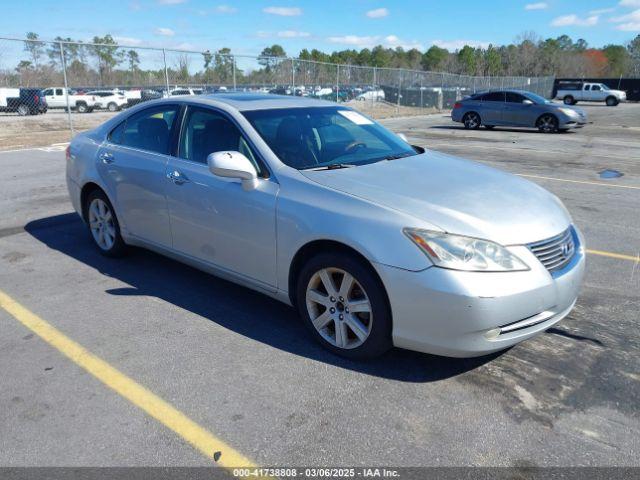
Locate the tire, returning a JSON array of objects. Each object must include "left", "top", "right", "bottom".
[
  {"left": 107, "top": 102, "right": 118, "bottom": 112},
  {"left": 76, "top": 102, "right": 88, "bottom": 113},
  {"left": 84, "top": 189, "right": 127, "bottom": 257},
  {"left": 16, "top": 104, "right": 29, "bottom": 116},
  {"left": 484, "top": 125, "right": 495, "bottom": 130},
  {"left": 296, "top": 252, "right": 392, "bottom": 359},
  {"left": 462, "top": 112, "right": 481, "bottom": 129},
  {"left": 563, "top": 95, "right": 575, "bottom": 105},
  {"left": 537, "top": 114, "right": 559, "bottom": 133},
  {"left": 606, "top": 96, "right": 619, "bottom": 107}
]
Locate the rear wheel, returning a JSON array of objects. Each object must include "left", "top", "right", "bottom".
[
  {"left": 296, "top": 252, "right": 392, "bottom": 359},
  {"left": 16, "top": 104, "right": 29, "bottom": 116},
  {"left": 463, "top": 112, "right": 481, "bottom": 129},
  {"left": 537, "top": 114, "right": 558, "bottom": 133},
  {"left": 85, "top": 190, "right": 126, "bottom": 257},
  {"left": 606, "top": 96, "right": 619, "bottom": 107},
  {"left": 563, "top": 95, "right": 575, "bottom": 105}
]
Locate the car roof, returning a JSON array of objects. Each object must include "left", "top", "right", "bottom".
[{"left": 165, "top": 93, "right": 338, "bottom": 111}]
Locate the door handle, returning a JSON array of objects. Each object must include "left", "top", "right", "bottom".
[
  {"left": 167, "top": 170, "right": 190, "bottom": 185},
  {"left": 99, "top": 152, "right": 114, "bottom": 164}
]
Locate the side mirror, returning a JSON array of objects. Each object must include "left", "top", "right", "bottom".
[
  {"left": 522, "top": 99, "right": 534, "bottom": 106},
  {"left": 207, "top": 151, "right": 258, "bottom": 191}
]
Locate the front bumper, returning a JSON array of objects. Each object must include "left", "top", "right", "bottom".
[{"left": 375, "top": 231, "right": 586, "bottom": 357}]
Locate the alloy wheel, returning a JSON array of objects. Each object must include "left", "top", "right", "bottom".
[
  {"left": 305, "top": 267, "right": 373, "bottom": 349},
  {"left": 538, "top": 115, "right": 557, "bottom": 133},
  {"left": 88, "top": 198, "right": 116, "bottom": 251},
  {"left": 464, "top": 113, "right": 480, "bottom": 129}
]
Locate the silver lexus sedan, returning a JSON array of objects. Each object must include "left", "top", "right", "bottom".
[{"left": 66, "top": 94, "right": 585, "bottom": 359}]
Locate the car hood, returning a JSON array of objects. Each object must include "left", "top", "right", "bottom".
[{"left": 300, "top": 151, "right": 572, "bottom": 246}]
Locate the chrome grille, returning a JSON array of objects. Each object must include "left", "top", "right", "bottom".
[{"left": 527, "top": 228, "right": 575, "bottom": 272}]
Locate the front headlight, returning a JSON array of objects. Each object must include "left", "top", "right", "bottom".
[
  {"left": 404, "top": 228, "right": 529, "bottom": 272},
  {"left": 558, "top": 107, "right": 577, "bottom": 116}
]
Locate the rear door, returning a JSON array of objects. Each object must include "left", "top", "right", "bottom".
[
  {"left": 479, "top": 91, "right": 505, "bottom": 125},
  {"left": 96, "top": 104, "right": 180, "bottom": 247}
]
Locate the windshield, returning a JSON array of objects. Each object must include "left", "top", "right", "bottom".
[
  {"left": 242, "top": 106, "right": 416, "bottom": 170},
  {"left": 524, "top": 92, "right": 552, "bottom": 104}
]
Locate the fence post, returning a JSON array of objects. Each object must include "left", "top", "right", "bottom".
[
  {"left": 336, "top": 64, "right": 339, "bottom": 103},
  {"left": 58, "top": 41, "right": 74, "bottom": 136},
  {"left": 372, "top": 66, "right": 377, "bottom": 109},
  {"left": 232, "top": 56, "right": 237, "bottom": 91},
  {"left": 162, "top": 48, "right": 170, "bottom": 96},
  {"left": 291, "top": 58, "right": 295, "bottom": 94},
  {"left": 397, "top": 70, "right": 401, "bottom": 114}
]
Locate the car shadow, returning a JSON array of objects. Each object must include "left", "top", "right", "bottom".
[
  {"left": 428, "top": 125, "right": 576, "bottom": 134},
  {"left": 25, "top": 213, "right": 502, "bottom": 383}
]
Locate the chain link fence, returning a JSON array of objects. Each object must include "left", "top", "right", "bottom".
[{"left": 0, "top": 37, "right": 555, "bottom": 145}]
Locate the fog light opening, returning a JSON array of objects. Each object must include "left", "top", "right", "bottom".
[{"left": 484, "top": 328, "right": 501, "bottom": 341}]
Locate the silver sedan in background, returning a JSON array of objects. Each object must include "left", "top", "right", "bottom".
[
  {"left": 66, "top": 94, "right": 585, "bottom": 359},
  {"left": 451, "top": 90, "right": 587, "bottom": 133}
]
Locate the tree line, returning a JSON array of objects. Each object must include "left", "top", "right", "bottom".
[{"left": 5, "top": 31, "right": 640, "bottom": 90}]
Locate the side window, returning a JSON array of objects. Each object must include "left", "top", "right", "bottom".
[
  {"left": 179, "top": 107, "right": 263, "bottom": 175},
  {"left": 43, "top": 89, "right": 52, "bottom": 96},
  {"left": 118, "top": 105, "right": 178, "bottom": 154},
  {"left": 56, "top": 88, "right": 63, "bottom": 96},
  {"left": 108, "top": 121, "right": 126, "bottom": 144},
  {"left": 584, "top": 85, "right": 590, "bottom": 91},
  {"left": 505, "top": 92, "right": 526, "bottom": 103},
  {"left": 482, "top": 92, "right": 505, "bottom": 102},
  {"left": 592, "top": 85, "right": 601, "bottom": 91}
]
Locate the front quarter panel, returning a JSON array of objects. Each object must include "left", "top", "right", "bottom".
[{"left": 275, "top": 171, "right": 437, "bottom": 295}]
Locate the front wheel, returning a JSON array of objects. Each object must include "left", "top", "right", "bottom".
[
  {"left": 76, "top": 102, "right": 88, "bottom": 113},
  {"left": 463, "top": 112, "right": 481, "bottom": 129},
  {"left": 537, "top": 114, "right": 558, "bottom": 133},
  {"left": 296, "top": 252, "right": 392, "bottom": 359},
  {"left": 563, "top": 95, "right": 575, "bottom": 105},
  {"left": 107, "top": 102, "right": 118, "bottom": 112},
  {"left": 85, "top": 190, "right": 127, "bottom": 257},
  {"left": 606, "top": 96, "right": 619, "bottom": 107}
]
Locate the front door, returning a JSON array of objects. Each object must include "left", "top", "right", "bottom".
[
  {"left": 165, "top": 106, "right": 278, "bottom": 288},
  {"left": 96, "top": 104, "right": 179, "bottom": 247},
  {"left": 503, "top": 92, "right": 534, "bottom": 126},
  {"left": 43, "top": 88, "right": 65, "bottom": 108}
]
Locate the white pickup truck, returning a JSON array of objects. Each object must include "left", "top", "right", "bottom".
[
  {"left": 42, "top": 87, "right": 97, "bottom": 113},
  {"left": 556, "top": 82, "right": 626, "bottom": 106}
]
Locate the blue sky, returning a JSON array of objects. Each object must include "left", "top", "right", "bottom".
[{"left": 6, "top": 0, "right": 640, "bottom": 55}]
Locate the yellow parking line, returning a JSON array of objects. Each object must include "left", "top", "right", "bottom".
[
  {"left": 0, "top": 289, "right": 263, "bottom": 473},
  {"left": 517, "top": 174, "right": 640, "bottom": 190},
  {"left": 587, "top": 249, "right": 640, "bottom": 262}
]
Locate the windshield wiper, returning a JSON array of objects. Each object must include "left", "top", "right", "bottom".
[
  {"left": 382, "top": 152, "right": 415, "bottom": 161},
  {"left": 303, "top": 163, "right": 356, "bottom": 171}
]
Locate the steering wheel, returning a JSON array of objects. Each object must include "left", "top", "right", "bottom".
[{"left": 344, "top": 141, "right": 366, "bottom": 154}]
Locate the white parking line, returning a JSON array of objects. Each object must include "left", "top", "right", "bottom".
[{"left": 517, "top": 174, "right": 640, "bottom": 191}]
